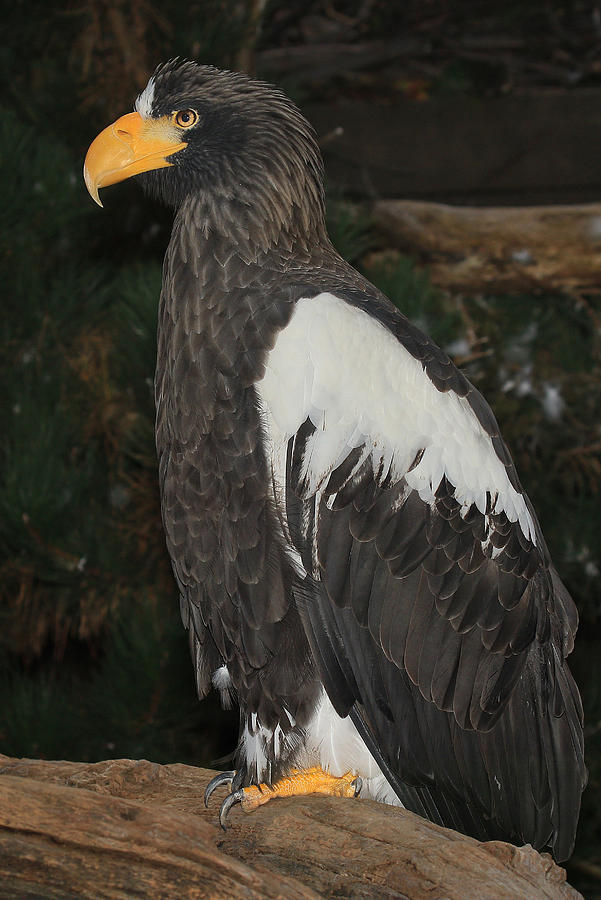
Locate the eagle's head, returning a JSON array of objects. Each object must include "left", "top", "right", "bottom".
[{"left": 84, "top": 59, "right": 326, "bottom": 241}]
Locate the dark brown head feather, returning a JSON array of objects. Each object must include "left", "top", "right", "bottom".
[{"left": 136, "top": 59, "right": 327, "bottom": 252}]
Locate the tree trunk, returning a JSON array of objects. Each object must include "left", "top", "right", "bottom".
[
  {"left": 371, "top": 199, "right": 601, "bottom": 293},
  {"left": 0, "top": 755, "right": 582, "bottom": 899}
]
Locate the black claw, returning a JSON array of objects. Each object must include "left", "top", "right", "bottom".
[
  {"left": 353, "top": 775, "right": 363, "bottom": 797},
  {"left": 219, "top": 789, "right": 244, "bottom": 830},
  {"left": 204, "top": 770, "right": 236, "bottom": 808}
]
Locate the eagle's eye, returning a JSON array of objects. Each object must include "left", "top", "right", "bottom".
[{"left": 174, "top": 109, "right": 198, "bottom": 129}]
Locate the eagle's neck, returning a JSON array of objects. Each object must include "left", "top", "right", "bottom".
[
  {"left": 155, "top": 195, "right": 312, "bottom": 452},
  {"left": 154, "top": 187, "right": 359, "bottom": 451},
  {"left": 172, "top": 173, "right": 330, "bottom": 265}
]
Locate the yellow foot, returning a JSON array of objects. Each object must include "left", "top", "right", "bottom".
[
  {"left": 204, "top": 766, "right": 362, "bottom": 829},
  {"left": 239, "top": 766, "right": 361, "bottom": 811}
]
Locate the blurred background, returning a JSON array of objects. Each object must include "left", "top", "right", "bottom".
[{"left": 1, "top": 1, "right": 601, "bottom": 895}]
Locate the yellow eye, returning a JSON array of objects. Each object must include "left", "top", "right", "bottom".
[{"left": 174, "top": 109, "right": 198, "bottom": 129}]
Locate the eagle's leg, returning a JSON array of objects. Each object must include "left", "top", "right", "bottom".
[{"left": 206, "top": 766, "right": 362, "bottom": 829}]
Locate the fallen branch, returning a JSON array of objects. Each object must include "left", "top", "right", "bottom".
[
  {"left": 0, "top": 755, "right": 582, "bottom": 899},
  {"left": 372, "top": 199, "right": 601, "bottom": 293}
]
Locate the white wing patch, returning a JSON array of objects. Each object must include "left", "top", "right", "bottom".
[
  {"left": 135, "top": 76, "right": 156, "bottom": 119},
  {"left": 257, "top": 292, "right": 535, "bottom": 544}
]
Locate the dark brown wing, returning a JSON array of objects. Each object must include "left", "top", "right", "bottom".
[{"left": 277, "top": 289, "right": 585, "bottom": 861}]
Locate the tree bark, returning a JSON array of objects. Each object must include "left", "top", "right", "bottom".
[
  {"left": 0, "top": 755, "right": 582, "bottom": 899},
  {"left": 371, "top": 199, "right": 601, "bottom": 293}
]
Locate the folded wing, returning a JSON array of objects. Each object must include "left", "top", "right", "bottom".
[{"left": 257, "top": 289, "right": 585, "bottom": 860}]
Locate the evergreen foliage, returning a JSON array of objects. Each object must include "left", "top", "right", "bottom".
[{"left": 0, "top": 602, "right": 235, "bottom": 764}]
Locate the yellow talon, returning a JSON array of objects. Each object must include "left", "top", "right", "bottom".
[
  {"left": 206, "top": 766, "right": 362, "bottom": 829},
  {"left": 238, "top": 766, "right": 361, "bottom": 812}
]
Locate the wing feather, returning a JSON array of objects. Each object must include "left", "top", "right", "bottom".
[{"left": 258, "top": 288, "right": 585, "bottom": 859}]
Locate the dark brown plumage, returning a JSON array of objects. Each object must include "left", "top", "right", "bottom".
[{"left": 84, "top": 58, "right": 586, "bottom": 861}]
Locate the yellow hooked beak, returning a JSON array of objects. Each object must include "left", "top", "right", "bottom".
[{"left": 83, "top": 112, "right": 187, "bottom": 207}]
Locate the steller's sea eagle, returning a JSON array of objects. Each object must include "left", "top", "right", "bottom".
[{"left": 84, "top": 58, "right": 585, "bottom": 861}]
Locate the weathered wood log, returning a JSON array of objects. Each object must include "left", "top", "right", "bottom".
[
  {"left": 0, "top": 755, "right": 582, "bottom": 899},
  {"left": 371, "top": 199, "right": 601, "bottom": 293}
]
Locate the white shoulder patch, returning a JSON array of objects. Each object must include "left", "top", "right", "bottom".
[
  {"left": 256, "top": 292, "right": 535, "bottom": 544},
  {"left": 135, "top": 76, "right": 156, "bottom": 119}
]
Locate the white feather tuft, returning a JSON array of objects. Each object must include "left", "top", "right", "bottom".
[
  {"left": 135, "top": 76, "right": 156, "bottom": 119},
  {"left": 212, "top": 665, "right": 234, "bottom": 709},
  {"left": 242, "top": 721, "right": 270, "bottom": 783}
]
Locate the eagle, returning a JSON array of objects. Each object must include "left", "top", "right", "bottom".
[{"left": 84, "top": 58, "right": 585, "bottom": 861}]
